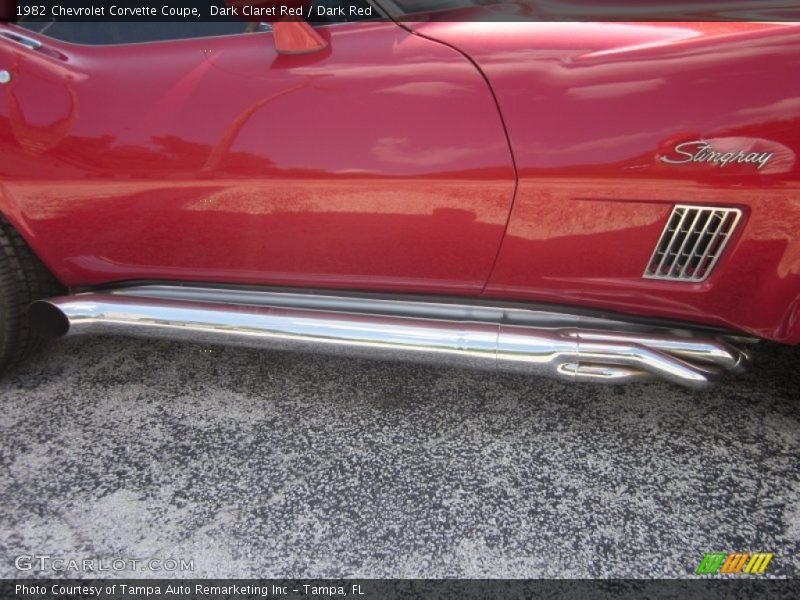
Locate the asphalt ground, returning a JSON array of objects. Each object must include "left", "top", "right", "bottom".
[{"left": 1, "top": 335, "right": 798, "bottom": 578}]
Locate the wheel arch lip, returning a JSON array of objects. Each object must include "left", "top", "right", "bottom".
[{"left": 0, "top": 198, "right": 68, "bottom": 289}]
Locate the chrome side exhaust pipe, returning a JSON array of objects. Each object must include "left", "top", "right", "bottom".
[{"left": 28, "top": 291, "right": 750, "bottom": 389}]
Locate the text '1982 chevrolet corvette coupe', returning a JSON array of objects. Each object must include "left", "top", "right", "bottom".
[{"left": 0, "top": 0, "right": 799, "bottom": 388}]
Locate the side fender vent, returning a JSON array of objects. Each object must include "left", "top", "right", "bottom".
[{"left": 644, "top": 205, "right": 742, "bottom": 282}]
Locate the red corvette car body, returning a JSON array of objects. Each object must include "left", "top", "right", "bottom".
[{"left": 0, "top": 2, "right": 799, "bottom": 385}]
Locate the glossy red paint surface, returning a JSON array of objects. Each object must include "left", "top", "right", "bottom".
[
  {"left": 0, "top": 22, "right": 515, "bottom": 295},
  {"left": 410, "top": 20, "right": 800, "bottom": 343},
  {"left": 1, "top": 17, "right": 800, "bottom": 343}
]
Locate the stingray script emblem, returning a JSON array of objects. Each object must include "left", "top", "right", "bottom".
[{"left": 661, "top": 140, "right": 773, "bottom": 170}]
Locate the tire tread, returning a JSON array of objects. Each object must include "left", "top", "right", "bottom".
[{"left": 0, "top": 214, "right": 64, "bottom": 374}]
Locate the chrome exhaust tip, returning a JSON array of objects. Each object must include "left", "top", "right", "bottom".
[
  {"left": 28, "top": 288, "right": 753, "bottom": 389},
  {"left": 28, "top": 300, "right": 70, "bottom": 340}
]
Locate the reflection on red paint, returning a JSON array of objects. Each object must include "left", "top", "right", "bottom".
[
  {"left": 0, "top": 22, "right": 515, "bottom": 298},
  {"left": 1, "top": 18, "right": 800, "bottom": 344}
]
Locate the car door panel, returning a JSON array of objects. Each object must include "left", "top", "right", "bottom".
[{"left": 0, "top": 22, "right": 516, "bottom": 295}]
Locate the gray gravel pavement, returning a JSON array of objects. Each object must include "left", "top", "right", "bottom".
[{"left": 1, "top": 336, "right": 798, "bottom": 578}]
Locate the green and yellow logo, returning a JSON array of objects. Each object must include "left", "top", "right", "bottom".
[{"left": 696, "top": 552, "right": 773, "bottom": 575}]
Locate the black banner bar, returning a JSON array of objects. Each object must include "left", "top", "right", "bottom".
[
  {"left": 3, "top": 0, "right": 800, "bottom": 22},
  {"left": 3, "top": 579, "right": 800, "bottom": 600}
]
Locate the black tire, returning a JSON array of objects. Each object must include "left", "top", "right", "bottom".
[{"left": 0, "top": 214, "right": 64, "bottom": 375}]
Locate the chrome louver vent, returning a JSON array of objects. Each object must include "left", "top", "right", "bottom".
[{"left": 644, "top": 205, "right": 742, "bottom": 282}]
